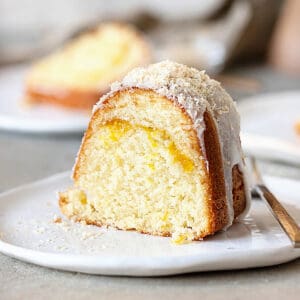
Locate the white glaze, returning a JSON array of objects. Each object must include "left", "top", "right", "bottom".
[{"left": 94, "top": 61, "right": 251, "bottom": 227}]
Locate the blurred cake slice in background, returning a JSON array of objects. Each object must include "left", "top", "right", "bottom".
[{"left": 24, "top": 23, "right": 151, "bottom": 110}]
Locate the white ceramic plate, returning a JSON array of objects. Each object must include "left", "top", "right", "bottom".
[
  {"left": 238, "top": 91, "right": 300, "bottom": 165},
  {"left": 0, "top": 172, "right": 299, "bottom": 276},
  {"left": 0, "top": 65, "right": 89, "bottom": 133}
]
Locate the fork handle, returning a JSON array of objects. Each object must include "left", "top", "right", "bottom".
[{"left": 255, "top": 184, "right": 300, "bottom": 248}]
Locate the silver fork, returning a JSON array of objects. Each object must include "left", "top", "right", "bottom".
[{"left": 250, "top": 156, "right": 300, "bottom": 248}]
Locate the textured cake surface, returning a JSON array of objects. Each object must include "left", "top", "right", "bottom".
[
  {"left": 59, "top": 61, "right": 250, "bottom": 243},
  {"left": 25, "top": 23, "right": 151, "bottom": 109}
]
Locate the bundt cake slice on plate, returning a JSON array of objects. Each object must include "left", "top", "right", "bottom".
[
  {"left": 25, "top": 23, "right": 151, "bottom": 110},
  {"left": 59, "top": 61, "right": 250, "bottom": 243}
]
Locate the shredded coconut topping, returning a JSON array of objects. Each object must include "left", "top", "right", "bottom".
[{"left": 96, "top": 61, "right": 229, "bottom": 124}]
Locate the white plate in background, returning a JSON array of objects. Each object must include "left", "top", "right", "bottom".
[
  {"left": 238, "top": 91, "right": 300, "bottom": 165},
  {"left": 0, "top": 65, "right": 90, "bottom": 134},
  {"left": 0, "top": 172, "right": 299, "bottom": 276}
]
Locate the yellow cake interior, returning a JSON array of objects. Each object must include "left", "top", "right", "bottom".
[
  {"left": 26, "top": 23, "right": 148, "bottom": 92},
  {"left": 60, "top": 90, "right": 213, "bottom": 242}
]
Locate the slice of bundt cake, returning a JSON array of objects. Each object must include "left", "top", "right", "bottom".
[
  {"left": 25, "top": 23, "right": 151, "bottom": 110},
  {"left": 59, "top": 61, "right": 250, "bottom": 243}
]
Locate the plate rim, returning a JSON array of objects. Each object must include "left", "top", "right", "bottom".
[
  {"left": 238, "top": 90, "right": 300, "bottom": 164},
  {"left": 0, "top": 237, "right": 298, "bottom": 276},
  {"left": 0, "top": 64, "right": 90, "bottom": 134}
]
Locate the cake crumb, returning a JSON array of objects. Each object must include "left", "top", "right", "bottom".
[
  {"left": 171, "top": 231, "right": 195, "bottom": 245},
  {"left": 57, "top": 245, "right": 69, "bottom": 251},
  {"left": 81, "top": 231, "right": 103, "bottom": 241},
  {"left": 35, "top": 226, "right": 46, "bottom": 234},
  {"left": 171, "top": 235, "right": 191, "bottom": 245},
  {"left": 56, "top": 220, "right": 71, "bottom": 232},
  {"left": 53, "top": 215, "right": 62, "bottom": 223}
]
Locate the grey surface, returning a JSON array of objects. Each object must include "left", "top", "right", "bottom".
[
  {"left": 0, "top": 254, "right": 300, "bottom": 300},
  {"left": 0, "top": 132, "right": 80, "bottom": 192},
  {"left": 0, "top": 64, "right": 300, "bottom": 300}
]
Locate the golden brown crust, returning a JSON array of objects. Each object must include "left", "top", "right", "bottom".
[
  {"left": 202, "top": 111, "right": 229, "bottom": 233},
  {"left": 232, "top": 164, "right": 247, "bottom": 218},
  {"left": 201, "top": 112, "right": 247, "bottom": 228},
  {"left": 25, "top": 87, "right": 105, "bottom": 110}
]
